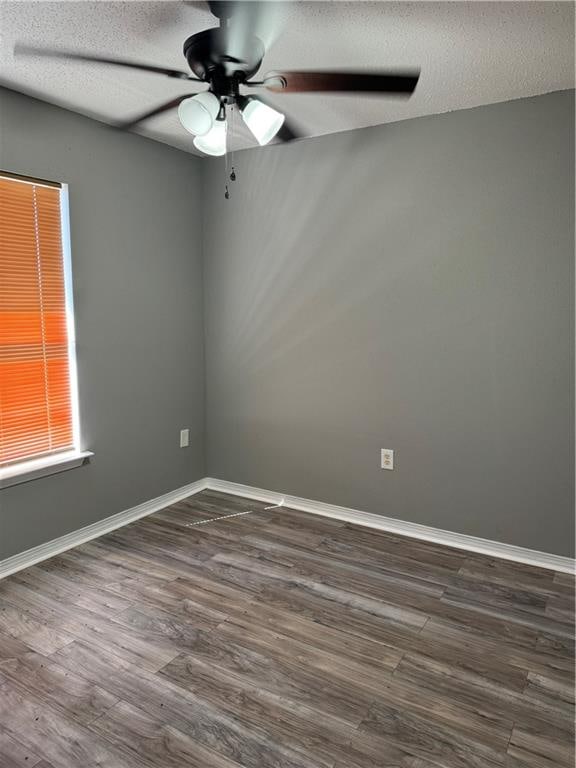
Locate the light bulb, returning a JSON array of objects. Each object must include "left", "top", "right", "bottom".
[
  {"left": 242, "top": 99, "right": 285, "bottom": 146},
  {"left": 178, "top": 92, "right": 220, "bottom": 137},
  {"left": 193, "top": 119, "right": 227, "bottom": 156}
]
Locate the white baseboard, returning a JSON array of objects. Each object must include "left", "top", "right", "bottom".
[
  {"left": 0, "top": 478, "right": 208, "bottom": 579},
  {"left": 1, "top": 475, "right": 573, "bottom": 579},
  {"left": 205, "top": 478, "right": 576, "bottom": 574}
]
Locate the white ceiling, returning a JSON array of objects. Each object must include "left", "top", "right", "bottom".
[{"left": 0, "top": 1, "right": 573, "bottom": 156}]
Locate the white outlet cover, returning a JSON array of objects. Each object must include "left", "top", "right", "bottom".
[
  {"left": 180, "top": 429, "right": 190, "bottom": 448},
  {"left": 381, "top": 449, "right": 394, "bottom": 470}
]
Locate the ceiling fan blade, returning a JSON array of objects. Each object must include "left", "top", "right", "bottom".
[
  {"left": 14, "top": 44, "right": 198, "bottom": 81},
  {"left": 250, "top": 96, "right": 303, "bottom": 143},
  {"left": 116, "top": 95, "right": 199, "bottom": 131},
  {"left": 275, "top": 118, "right": 302, "bottom": 143},
  {"left": 260, "top": 70, "right": 420, "bottom": 96}
]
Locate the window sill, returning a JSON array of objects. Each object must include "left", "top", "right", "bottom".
[{"left": 0, "top": 450, "right": 93, "bottom": 489}]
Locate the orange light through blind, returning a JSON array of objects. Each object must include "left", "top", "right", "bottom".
[{"left": 0, "top": 174, "right": 75, "bottom": 467}]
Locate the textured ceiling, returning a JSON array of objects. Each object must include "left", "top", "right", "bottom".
[{"left": 0, "top": 1, "right": 573, "bottom": 156}]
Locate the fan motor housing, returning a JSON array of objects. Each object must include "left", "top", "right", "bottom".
[{"left": 183, "top": 28, "right": 265, "bottom": 87}]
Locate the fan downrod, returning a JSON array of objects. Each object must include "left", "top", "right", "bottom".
[{"left": 207, "top": 1, "right": 237, "bottom": 21}]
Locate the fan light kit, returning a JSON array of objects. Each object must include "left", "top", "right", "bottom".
[
  {"left": 241, "top": 98, "right": 285, "bottom": 146},
  {"left": 177, "top": 91, "right": 285, "bottom": 150},
  {"left": 16, "top": 0, "right": 421, "bottom": 192},
  {"left": 177, "top": 91, "right": 220, "bottom": 136},
  {"left": 193, "top": 115, "right": 228, "bottom": 156}
]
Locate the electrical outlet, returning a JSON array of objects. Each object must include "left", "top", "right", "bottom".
[
  {"left": 180, "top": 429, "right": 190, "bottom": 448},
  {"left": 381, "top": 448, "right": 394, "bottom": 470}
]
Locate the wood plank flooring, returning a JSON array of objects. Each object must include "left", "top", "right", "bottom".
[{"left": 0, "top": 489, "right": 573, "bottom": 767}]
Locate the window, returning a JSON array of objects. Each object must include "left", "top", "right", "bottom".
[{"left": 0, "top": 171, "right": 80, "bottom": 473}]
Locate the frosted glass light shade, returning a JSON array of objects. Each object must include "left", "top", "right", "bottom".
[
  {"left": 178, "top": 92, "right": 220, "bottom": 137},
  {"left": 193, "top": 119, "right": 227, "bottom": 156},
  {"left": 242, "top": 99, "right": 285, "bottom": 145}
]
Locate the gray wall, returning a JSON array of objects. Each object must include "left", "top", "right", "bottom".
[
  {"left": 0, "top": 88, "right": 205, "bottom": 560},
  {"left": 203, "top": 90, "right": 574, "bottom": 557}
]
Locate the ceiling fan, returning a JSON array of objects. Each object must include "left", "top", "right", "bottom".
[{"left": 16, "top": 0, "right": 421, "bottom": 157}]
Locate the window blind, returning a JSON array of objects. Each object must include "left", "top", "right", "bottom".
[{"left": 0, "top": 173, "right": 75, "bottom": 467}]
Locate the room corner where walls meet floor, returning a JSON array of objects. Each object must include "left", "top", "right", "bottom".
[{"left": 1, "top": 478, "right": 573, "bottom": 581}]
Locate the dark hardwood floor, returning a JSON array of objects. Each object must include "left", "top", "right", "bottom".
[{"left": 0, "top": 489, "right": 573, "bottom": 768}]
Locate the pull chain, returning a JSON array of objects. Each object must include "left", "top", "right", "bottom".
[
  {"left": 224, "top": 103, "right": 230, "bottom": 199},
  {"left": 224, "top": 105, "right": 237, "bottom": 199},
  {"left": 229, "top": 106, "right": 237, "bottom": 186}
]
